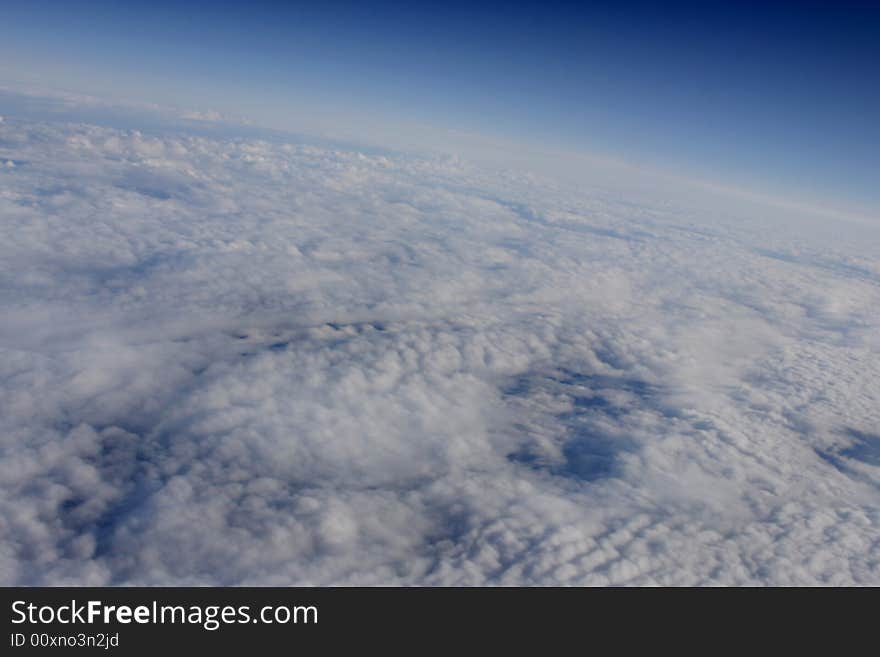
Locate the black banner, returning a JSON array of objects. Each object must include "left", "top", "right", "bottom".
[{"left": 0, "top": 587, "right": 869, "bottom": 653}]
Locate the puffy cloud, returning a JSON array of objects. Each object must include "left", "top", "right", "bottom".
[{"left": 0, "top": 108, "right": 878, "bottom": 585}]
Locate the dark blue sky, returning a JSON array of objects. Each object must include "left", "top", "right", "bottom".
[{"left": 2, "top": 0, "right": 878, "bottom": 209}]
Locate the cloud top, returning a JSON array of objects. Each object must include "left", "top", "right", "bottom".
[{"left": 1, "top": 113, "right": 878, "bottom": 585}]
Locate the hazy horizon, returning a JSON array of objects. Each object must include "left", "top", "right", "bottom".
[{"left": 3, "top": 1, "right": 879, "bottom": 212}]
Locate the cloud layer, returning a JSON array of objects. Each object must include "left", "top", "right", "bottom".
[{"left": 1, "top": 112, "right": 879, "bottom": 585}]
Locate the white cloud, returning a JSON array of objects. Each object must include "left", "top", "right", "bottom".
[
  {"left": 179, "top": 110, "right": 225, "bottom": 122},
  {"left": 0, "top": 107, "right": 879, "bottom": 585}
]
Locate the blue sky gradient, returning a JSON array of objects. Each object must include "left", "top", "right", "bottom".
[{"left": 2, "top": 0, "right": 878, "bottom": 209}]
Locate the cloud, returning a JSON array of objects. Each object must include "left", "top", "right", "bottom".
[
  {"left": 0, "top": 107, "right": 879, "bottom": 585},
  {"left": 179, "top": 110, "right": 225, "bottom": 122}
]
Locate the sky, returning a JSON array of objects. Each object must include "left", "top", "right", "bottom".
[{"left": 2, "top": 1, "right": 878, "bottom": 210}]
